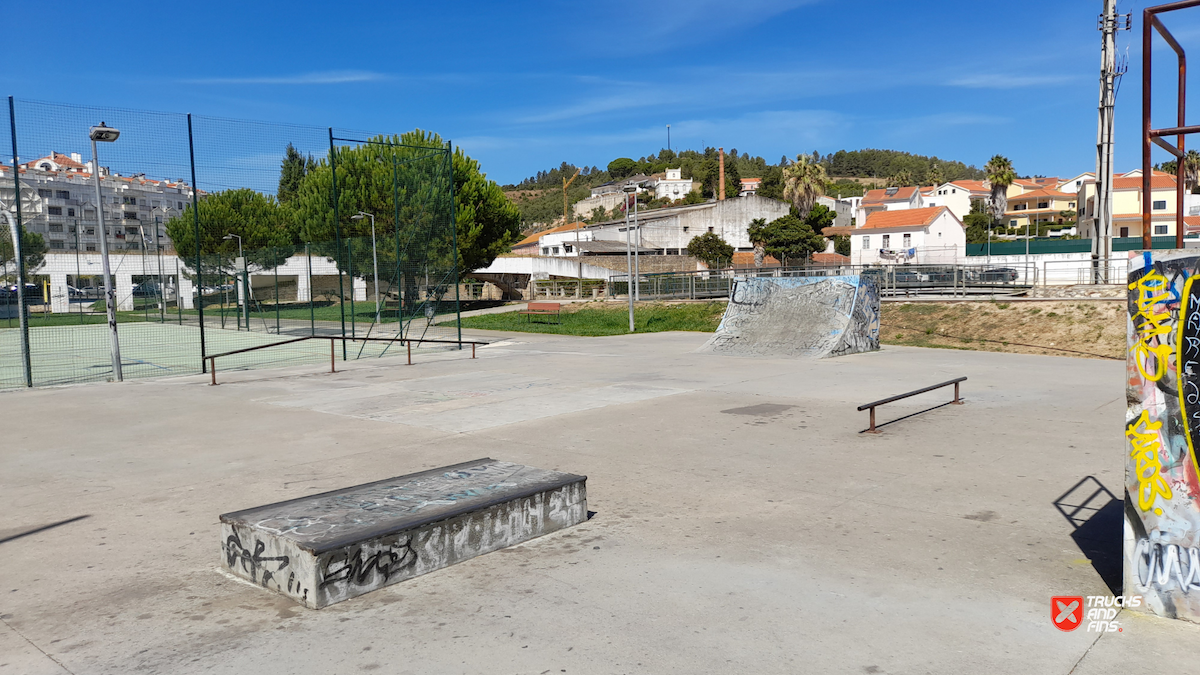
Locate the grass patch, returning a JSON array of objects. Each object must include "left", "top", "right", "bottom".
[{"left": 451, "top": 301, "right": 726, "bottom": 336}]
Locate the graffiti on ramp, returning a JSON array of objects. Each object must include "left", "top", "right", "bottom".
[{"left": 701, "top": 275, "right": 880, "bottom": 358}]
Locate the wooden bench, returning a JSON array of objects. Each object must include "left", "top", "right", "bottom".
[{"left": 519, "top": 301, "right": 561, "bottom": 324}]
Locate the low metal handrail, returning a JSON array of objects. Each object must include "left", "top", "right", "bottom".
[
  {"left": 205, "top": 335, "right": 487, "bottom": 385},
  {"left": 857, "top": 377, "right": 966, "bottom": 433}
]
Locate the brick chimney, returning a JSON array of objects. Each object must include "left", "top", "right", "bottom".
[{"left": 718, "top": 147, "right": 725, "bottom": 201}]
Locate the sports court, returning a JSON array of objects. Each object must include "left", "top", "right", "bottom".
[{"left": 1, "top": 329, "right": 1194, "bottom": 675}]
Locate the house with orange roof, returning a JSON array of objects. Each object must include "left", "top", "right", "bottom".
[
  {"left": 1076, "top": 169, "right": 1197, "bottom": 240},
  {"left": 1003, "top": 187, "right": 1078, "bottom": 233},
  {"left": 853, "top": 186, "right": 922, "bottom": 226},
  {"left": 925, "top": 180, "right": 990, "bottom": 220},
  {"left": 825, "top": 205, "right": 965, "bottom": 266}
]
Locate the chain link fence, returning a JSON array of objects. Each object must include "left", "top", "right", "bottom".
[{"left": 0, "top": 97, "right": 460, "bottom": 388}]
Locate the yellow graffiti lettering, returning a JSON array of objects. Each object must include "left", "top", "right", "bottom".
[
  {"left": 1127, "top": 409, "right": 1173, "bottom": 514},
  {"left": 1130, "top": 269, "right": 1175, "bottom": 381}
]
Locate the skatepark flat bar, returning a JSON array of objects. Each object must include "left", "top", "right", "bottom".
[
  {"left": 205, "top": 335, "right": 486, "bottom": 385},
  {"left": 858, "top": 377, "right": 966, "bottom": 433}
]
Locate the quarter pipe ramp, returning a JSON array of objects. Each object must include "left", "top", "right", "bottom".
[{"left": 701, "top": 275, "right": 880, "bottom": 358}]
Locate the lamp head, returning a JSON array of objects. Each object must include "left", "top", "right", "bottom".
[
  {"left": 351, "top": 214, "right": 364, "bottom": 220},
  {"left": 89, "top": 123, "right": 120, "bottom": 142},
  {"left": 222, "top": 234, "right": 234, "bottom": 240}
]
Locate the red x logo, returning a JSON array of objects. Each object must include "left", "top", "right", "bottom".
[{"left": 1053, "top": 596, "right": 1084, "bottom": 631}]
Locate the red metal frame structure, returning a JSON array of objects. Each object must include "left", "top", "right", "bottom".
[{"left": 1143, "top": 1, "right": 1200, "bottom": 250}]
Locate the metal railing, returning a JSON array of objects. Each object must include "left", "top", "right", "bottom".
[
  {"left": 858, "top": 377, "right": 966, "bottom": 434},
  {"left": 607, "top": 263, "right": 1038, "bottom": 301},
  {"left": 205, "top": 335, "right": 487, "bottom": 385}
]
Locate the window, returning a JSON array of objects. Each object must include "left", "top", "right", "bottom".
[
  {"left": 122, "top": 196, "right": 137, "bottom": 205},
  {"left": 152, "top": 200, "right": 160, "bottom": 208},
  {"left": 48, "top": 223, "right": 63, "bottom": 233},
  {"left": 1037, "top": 201, "right": 1049, "bottom": 209},
  {"left": 85, "top": 228, "right": 95, "bottom": 235},
  {"left": 1068, "top": 202, "right": 1075, "bottom": 209},
  {"left": 903, "top": 234, "right": 911, "bottom": 248},
  {"left": 49, "top": 241, "right": 64, "bottom": 250},
  {"left": 552, "top": 246, "right": 559, "bottom": 254},
  {"left": 86, "top": 245, "right": 96, "bottom": 252},
  {"left": 125, "top": 227, "right": 138, "bottom": 235},
  {"left": 67, "top": 208, "right": 75, "bottom": 217},
  {"left": 1153, "top": 200, "right": 1167, "bottom": 210},
  {"left": 1155, "top": 225, "right": 1169, "bottom": 235},
  {"left": 1120, "top": 227, "right": 1129, "bottom": 237},
  {"left": 682, "top": 226, "right": 689, "bottom": 232},
  {"left": 55, "top": 190, "right": 69, "bottom": 199},
  {"left": 564, "top": 244, "right": 572, "bottom": 253},
  {"left": 37, "top": 189, "right": 51, "bottom": 198},
  {"left": 862, "top": 236, "right": 870, "bottom": 248},
  {"left": 541, "top": 247, "right": 549, "bottom": 255},
  {"left": 124, "top": 212, "right": 138, "bottom": 220},
  {"left": 708, "top": 227, "right": 714, "bottom": 233},
  {"left": 1009, "top": 220, "right": 1017, "bottom": 227},
  {"left": 882, "top": 235, "right": 890, "bottom": 248},
  {"left": 1013, "top": 204, "right": 1027, "bottom": 211},
  {"left": 48, "top": 206, "right": 62, "bottom": 216},
  {"left": 177, "top": 201, "right": 184, "bottom": 209}
]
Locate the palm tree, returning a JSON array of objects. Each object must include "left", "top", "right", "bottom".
[
  {"left": 1185, "top": 149, "right": 1200, "bottom": 194},
  {"left": 926, "top": 164, "right": 945, "bottom": 187},
  {"left": 782, "top": 154, "right": 827, "bottom": 220},
  {"left": 889, "top": 169, "right": 915, "bottom": 187},
  {"left": 984, "top": 155, "right": 1016, "bottom": 222},
  {"left": 748, "top": 217, "right": 767, "bottom": 268}
]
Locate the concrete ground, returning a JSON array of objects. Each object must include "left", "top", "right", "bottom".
[{"left": 1, "top": 330, "right": 1193, "bottom": 674}]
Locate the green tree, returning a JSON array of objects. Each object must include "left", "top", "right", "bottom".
[
  {"left": 803, "top": 203, "right": 836, "bottom": 236},
  {"left": 1186, "top": 150, "right": 1200, "bottom": 194},
  {"left": 608, "top": 157, "right": 637, "bottom": 179},
  {"left": 757, "top": 165, "right": 784, "bottom": 200},
  {"left": 782, "top": 154, "right": 826, "bottom": 220},
  {"left": 289, "top": 130, "right": 519, "bottom": 275},
  {"left": 164, "top": 188, "right": 296, "bottom": 274},
  {"left": 698, "top": 151, "right": 742, "bottom": 199},
  {"left": 889, "top": 169, "right": 915, "bottom": 187},
  {"left": 748, "top": 217, "right": 768, "bottom": 267},
  {"left": 0, "top": 227, "right": 47, "bottom": 273},
  {"left": 278, "top": 143, "right": 316, "bottom": 204},
  {"left": 747, "top": 213, "right": 826, "bottom": 266},
  {"left": 681, "top": 189, "right": 705, "bottom": 205},
  {"left": 685, "top": 232, "right": 735, "bottom": 269},
  {"left": 925, "top": 164, "right": 945, "bottom": 186},
  {"left": 984, "top": 155, "right": 1016, "bottom": 222},
  {"left": 834, "top": 235, "right": 850, "bottom": 256}
]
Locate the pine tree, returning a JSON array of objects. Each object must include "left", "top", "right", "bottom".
[{"left": 278, "top": 143, "right": 314, "bottom": 204}]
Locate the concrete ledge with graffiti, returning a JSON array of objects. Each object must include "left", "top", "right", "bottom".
[
  {"left": 1124, "top": 251, "right": 1200, "bottom": 622},
  {"left": 219, "top": 458, "right": 588, "bottom": 608},
  {"left": 700, "top": 275, "right": 880, "bottom": 359}
]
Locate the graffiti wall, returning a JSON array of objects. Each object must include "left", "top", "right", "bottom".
[
  {"left": 1124, "top": 251, "right": 1200, "bottom": 620},
  {"left": 702, "top": 275, "right": 880, "bottom": 358}
]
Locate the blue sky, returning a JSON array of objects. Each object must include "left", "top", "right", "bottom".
[{"left": 4, "top": 0, "right": 1200, "bottom": 186}]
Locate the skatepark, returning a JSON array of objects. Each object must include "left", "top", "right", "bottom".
[{"left": 3, "top": 326, "right": 1195, "bottom": 675}]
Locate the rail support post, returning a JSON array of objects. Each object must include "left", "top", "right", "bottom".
[
  {"left": 867, "top": 407, "right": 878, "bottom": 433},
  {"left": 330, "top": 339, "right": 336, "bottom": 374},
  {"left": 472, "top": 342, "right": 476, "bottom": 359},
  {"left": 209, "top": 357, "right": 216, "bottom": 386},
  {"left": 407, "top": 340, "right": 412, "bottom": 366},
  {"left": 953, "top": 381, "right": 962, "bottom": 404}
]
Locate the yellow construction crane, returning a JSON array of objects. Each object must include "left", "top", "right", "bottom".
[{"left": 562, "top": 168, "right": 581, "bottom": 226}]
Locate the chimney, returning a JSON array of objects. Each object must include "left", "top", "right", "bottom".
[{"left": 718, "top": 148, "right": 725, "bottom": 201}]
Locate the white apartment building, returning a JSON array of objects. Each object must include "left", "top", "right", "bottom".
[
  {"left": 0, "top": 152, "right": 196, "bottom": 254},
  {"left": 654, "top": 168, "right": 697, "bottom": 201},
  {"left": 827, "top": 206, "right": 966, "bottom": 266}
]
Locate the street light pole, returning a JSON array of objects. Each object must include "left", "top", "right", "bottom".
[
  {"left": 90, "top": 122, "right": 123, "bottom": 381},
  {"left": 623, "top": 185, "right": 635, "bottom": 332},
  {"left": 352, "top": 212, "right": 380, "bottom": 324}
]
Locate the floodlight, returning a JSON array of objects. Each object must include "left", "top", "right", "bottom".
[{"left": 88, "top": 123, "right": 120, "bottom": 142}]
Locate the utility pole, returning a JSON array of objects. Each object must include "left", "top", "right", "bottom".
[
  {"left": 563, "top": 168, "right": 581, "bottom": 295},
  {"left": 1094, "top": 0, "right": 1130, "bottom": 280}
]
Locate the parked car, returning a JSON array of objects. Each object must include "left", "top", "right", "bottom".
[{"left": 980, "top": 268, "right": 1019, "bottom": 282}]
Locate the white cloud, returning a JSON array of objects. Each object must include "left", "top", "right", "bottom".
[
  {"left": 186, "top": 71, "right": 388, "bottom": 85},
  {"left": 946, "top": 74, "right": 1075, "bottom": 89}
]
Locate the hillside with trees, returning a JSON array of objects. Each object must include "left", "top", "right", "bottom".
[{"left": 507, "top": 148, "right": 991, "bottom": 230}]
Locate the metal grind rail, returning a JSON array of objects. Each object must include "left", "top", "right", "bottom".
[
  {"left": 205, "top": 335, "right": 487, "bottom": 385},
  {"left": 857, "top": 377, "right": 966, "bottom": 433}
]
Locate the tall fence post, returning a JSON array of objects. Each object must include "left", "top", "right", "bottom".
[
  {"left": 329, "top": 128, "right": 346, "bottom": 360},
  {"left": 188, "top": 113, "right": 207, "bottom": 373},
  {"left": 7, "top": 97, "right": 32, "bottom": 387},
  {"left": 449, "top": 141, "right": 462, "bottom": 350}
]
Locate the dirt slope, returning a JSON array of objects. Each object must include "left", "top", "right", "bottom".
[{"left": 881, "top": 301, "right": 1125, "bottom": 360}]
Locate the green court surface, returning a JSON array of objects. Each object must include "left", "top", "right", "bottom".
[{"left": 0, "top": 323, "right": 419, "bottom": 390}]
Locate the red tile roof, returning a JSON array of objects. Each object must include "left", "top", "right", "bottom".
[
  {"left": 812, "top": 252, "right": 850, "bottom": 264},
  {"left": 859, "top": 206, "right": 949, "bottom": 230},
  {"left": 732, "top": 251, "right": 780, "bottom": 267},
  {"left": 862, "top": 187, "right": 919, "bottom": 204},
  {"left": 1007, "top": 187, "right": 1076, "bottom": 201},
  {"left": 1114, "top": 175, "right": 1177, "bottom": 190},
  {"left": 946, "top": 179, "right": 990, "bottom": 193}
]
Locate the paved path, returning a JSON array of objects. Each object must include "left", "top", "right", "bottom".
[{"left": 0, "top": 331, "right": 1189, "bottom": 674}]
